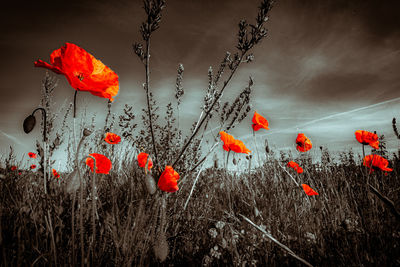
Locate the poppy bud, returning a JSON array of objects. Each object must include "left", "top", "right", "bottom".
[
  {"left": 23, "top": 115, "right": 36, "bottom": 133},
  {"left": 232, "top": 158, "right": 237, "bottom": 165},
  {"left": 265, "top": 145, "right": 270, "bottom": 154},
  {"left": 145, "top": 173, "right": 157, "bottom": 195},
  {"left": 83, "top": 128, "right": 92, "bottom": 136},
  {"left": 54, "top": 136, "right": 61, "bottom": 147}
]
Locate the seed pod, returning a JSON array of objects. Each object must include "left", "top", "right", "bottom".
[
  {"left": 154, "top": 231, "right": 168, "bottom": 262},
  {"left": 145, "top": 173, "right": 157, "bottom": 195},
  {"left": 83, "top": 128, "right": 92, "bottom": 136},
  {"left": 23, "top": 115, "right": 36, "bottom": 133}
]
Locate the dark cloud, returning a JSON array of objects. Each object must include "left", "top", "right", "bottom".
[{"left": 301, "top": 72, "right": 379, "bottom": 101}]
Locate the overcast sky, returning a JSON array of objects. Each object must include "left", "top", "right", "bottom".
[{"left": 0, "top": 0, "right": 399, "bottom": 168}]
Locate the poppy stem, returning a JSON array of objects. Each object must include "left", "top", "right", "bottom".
[
  {"left": 90, "top": 156, "right": 97, "bottom": 265},
  {"left": 31, "top": 107, "right": 47, "bottom": 194},
  {"left": 73, "top": 90, "right": 78, "bottom": 119},
  {"left": 144, "top": 36, "right": 159, "bottom": 169},
  {"left": 252, "top": 130, "right": 261, "bottom": 168},
  {"left": 362, "top": 144, "right": 365, "bottom": 159}
]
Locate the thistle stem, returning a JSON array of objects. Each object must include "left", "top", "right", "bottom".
[{"left": 172, "top": 51, "right": 246, "bottom": 168}]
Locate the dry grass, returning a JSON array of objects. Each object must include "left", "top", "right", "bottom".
[{"left": 1, "top": 154, "right": 399, "bottom": 266}]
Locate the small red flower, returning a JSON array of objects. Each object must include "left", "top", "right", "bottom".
[
  {"left": 158, "top": 166, "right": 180, "bottom": 193},
  {"left": 52, "top": 169, "right": 61, "bottom": 179},
  {"left": 28, "top": 152, "right": 37, "bottom": 159},
  {"left": 35, "top": 43, "right": 119, "bottom": 102},
  {"left": 287, "top": 161, "right": 303, "bottom": 174},
  {"left": 302, "top": 184, "right": 318, "bottom": 196},
  {"left": 85, "top": 153, "right": 112, "bottom": 174},
  {"left": 296, "top": 133, "right": 312, "bottom": 152},
  {"left": 137, "top": 152, "right": 153, "bottom": 170},
  {"left": 30, "top": 164, "right": 37, "bottom": 170},
  {"left": 355, "top": 130, "right": 379, "bottom": 149},
  {"left": 104, "top": 132, "right": 121, "bottom": 144},
  {"left": 18, "top": 172, "right": 22, "bottom": 175},
  {"left": 11, "top": 166, "right": 17, "bottom": 171},
  {"left": 252, "top": 111, "right": 269, "bottom": 131},
  {"left": 363, "top": 154, "right": 392, "bottom": 173}
]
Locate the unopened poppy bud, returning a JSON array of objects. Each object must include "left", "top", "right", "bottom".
[
  {"left": 232, "top": 158, "right": 237, "bottom": 165},
  {"left": 54, "top": 136, "right": 61, "bottom": 146},
  {"left": 83, "top": 128, "right": 92, "bottom": 136},
  {"left": 145, "top": 173, "right": 156, "bottom": 195},
  {"left": 265, "top": 145, "right": 270, "bottom": 154},
  {"left": 23, "top": 115, "right": 36, "bottom": 133}
]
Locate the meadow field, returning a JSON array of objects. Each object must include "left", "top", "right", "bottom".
[{"left": 1, "top": 148, "right": 400, "bottom": 266}]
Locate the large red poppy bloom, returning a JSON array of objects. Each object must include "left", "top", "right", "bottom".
[
  {"left": 137, "top": 152, "right": 153, "bottom": 170},
  {"left": 35, "top": 43, "right": 119, "bottom": 102},
  {"left": 158, "top": 166, "right": 180, "bottom": 193},
  {"left": 219, "top": 131, "right": 251, "bottom": 154},
  {"left": 252, "top": 111, "right": 269, "bottom": 131},
  {"left": 104, "top": 132, "right": 121, "bottom": 144},
  {"left": 302, "top": 184, "right": 318, "bottom": 196},
  {"left": 363, "top": 154, "right": 392, "bottom": 173},
  {"left": 85, "top": 153, "right": 112, "bottom": 174},
  {"left": 296, "top": 133, "right": 312, "bottom": 152},
  {"left": 52, "top": 169, "right": 61, "bottom": 179},
  {"left": 28, "top": 152, "right": 37, "bottom": 159},
  {"left": 355, "top": 130, "right": 379, "bottom": 149},
  {"left": 287, "top": 161, "right": 303, "bottom": 174}
]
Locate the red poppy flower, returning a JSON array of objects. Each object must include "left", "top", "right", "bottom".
[
  {"left": 18, "top": 172, "right": 22, "bottom": 175},
  {"left": 287, "top": 161, "right": 303, "bottom": 174},
  {"left": 220, "top": 131, "right": 235, "bottom": 152},
  {"left": 30, "top": 164, "right": 37, "bottom": 170},
  {"left": 296, "top": 133, "right": 312, "bottom": 152},
  {"left": 35, "top": 43, "right": 119, "bottom": 102},
  {"left": 104, "top": 132, "right": 121, "bottom": 144},
  {"left": 302, "top": 184, "right": 318, "bottom": 196},
  {"left": 137, "top": 152, "right": 153, "bottom": 170},
  {"left": 158, "top": 166, "right": 180, "bottom": 193},
  {"left": 85, "top": 153, "right": 112, "bottom": 174},
  {"left": 11, "top": 166, "right": 17, "bottom": 171},
  {"left": 28, "top": 152, "right": 37, "bottom": 159},
  {"left": 355, "top": 130, "right": 379, "bottom": 149},
  {"left": 219, "top": 131, "right": 251, "bottom": 154},
  {"left": 252, "top": 111, "right": 269, "bottom": 131},
  {"left": 230, "top": 139, "right": 251, "bottom": 154},
  {"left": 363, "top": 154, "right": 393, "bottom": 173},
  {"left": 52, "top": 169, "right": 61, "bottom": 179}
]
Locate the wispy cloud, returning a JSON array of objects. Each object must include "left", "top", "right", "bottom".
[{"left": 0, "top": 130, "right": 24, "bottom": 146}]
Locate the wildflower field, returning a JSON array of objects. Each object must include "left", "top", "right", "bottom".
[{"left": 1, "top": 0, "right": 400, "bottom": 266}]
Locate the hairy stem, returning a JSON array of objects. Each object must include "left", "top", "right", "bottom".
[{"left": 144, "top": 34, "right": 159, "bottom": 167}]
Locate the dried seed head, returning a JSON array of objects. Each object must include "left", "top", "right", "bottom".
[{"left": 23, "top": 115, "right": 36, "bottom": 134}]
